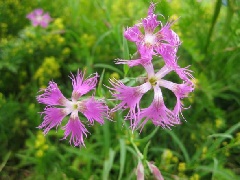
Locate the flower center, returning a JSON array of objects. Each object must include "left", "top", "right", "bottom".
[
  {"left": 144, "top": 34, "right": 155, "bottom": 46},
  {"left": 36, "top": 15, "right": 43, "bottom": 22},
  {"left": 73, "top": 103, "right": 78, "bottom": 110},
  {"left": 149, "top": 77, "right": 157, "bottom": 86}
]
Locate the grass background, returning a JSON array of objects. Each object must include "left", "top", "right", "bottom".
[{"left": 0, "top": 0, "right": 240, "bottom": 179}]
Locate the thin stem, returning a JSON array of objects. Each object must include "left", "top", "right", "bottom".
[{"left": 130, "top": 134, "right": 144, "bottom": 160}]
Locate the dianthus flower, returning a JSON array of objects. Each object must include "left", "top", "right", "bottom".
[
  {"left": 123, "top": 3, "right": 180, "bottom": 67},
  {"left": 136, "top": 161, "right": 164, "bottom": 180},
  {"left": 110, "top": 3, "right": 194, "bottom": 131},
  {"left": 26, "top": 9, "right": 52, "bottom": 28},
  {"left": 37, "top": 70, "right": 109, "bottom": 147}
]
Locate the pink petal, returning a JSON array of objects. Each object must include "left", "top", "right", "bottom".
[
  {"left": 37, "top": 81, "right": 69, "bottom": 106},
  {"left": 137, "top": 43, "right": 155, "bottom": 59},
  {"left": 158, "top": 80, "right": 194, "bottom": 120},
  {"left": 38, "top": 107, "right": 68, "bottom": 135},
  {"left": 136, "top": 162, "right": 144, "bottom": 180},
  {"left": 34, "top": 9, "right": 44, "bottom": 16},
  {"left": 40, "top": 13, "right": 52, "bottom": 28},
  {"left": 138, "top": 86, "right": 179, "bottom": 131},
  {"left": 116, "top": 58, "right": 152, "bottom": 67},
  {"left": 71, "top": 70, "right": 98, "bottom": 101},
  {"left": 109, "top": 80, "right": 151, "bottom": 129},
  {"left": 142, "top": 14, "right": 160, "bottom": 33},
  {"left": 78, "top": 97, "right": 109, "bottom": 125},
  {"left": 155, "top": 44, "right": 178, "bottom": 68},
  {"left": 159, "top": 22, "right": 181, "bottom": 46},
  {"left": 147, "top": 162, "right": 164, "bottom": 180},
  {"left": 26, "top": 12, "right": 35, "bottom": 20},
  {"left": 62, "top": 115, "right": 89, "bottom": 147},
  {"left": 124, "top": 25, "right": 143, "bottom": 43}
]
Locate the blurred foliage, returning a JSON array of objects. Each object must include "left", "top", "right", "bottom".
[{"left": 0, "top": 0, "right": 240, "bottom": 179}]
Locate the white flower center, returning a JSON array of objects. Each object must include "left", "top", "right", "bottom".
[
  {"left": 36, "top": 15, "right": 43, "bottom": 22},
  {"left": 144, "top": 34, "right": 155, "bottom": 46}
]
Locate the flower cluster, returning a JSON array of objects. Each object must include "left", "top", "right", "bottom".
[
  {"left": 37, "top": 70, "right": 109, "bottom": 147},
  {"left": 110, "top": 3, "right": 194, "bottom": 131},
  {"left": 27, "top": 9, "right": 52, "bottom": 28},
  {"left": 36, "top": 3, "right": 194, "bottom": 147}
]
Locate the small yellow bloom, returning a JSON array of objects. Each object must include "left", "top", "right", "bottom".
[
  {"left": 110, "top": 72, "right": 120, "bottom": 80},
  {"left": 190, "top": 173, "right": 200, "bottom": 180},
  {"left": 35, "top": 149, "right": 44, "bottom": 158},
  {"left": 43, "top": 144, "right": 49, "bottom": 150},
  {"left": 28, "top": 48, "right": 33, "bottom": 54},
  {"left": 178, "top": 162, "right": 186, "bottom": 172},
  {"left": 215, "top": 118, "right": 224, "bottom": 129},
  {"left": 202, "top": 146, "right": 207, "bottom": 154},
  {"left": 53, "top": 18, "right": 64, "bottom": 29},
  {"left": 171, "top": 156, "right": 179, "bottom": 163},
  {"left": 62, "top": 47, "right": 70, "bottom": 55}
]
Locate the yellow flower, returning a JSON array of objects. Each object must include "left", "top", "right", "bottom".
[
  {"left": 178, "top": 162, "right": 186, "bottom": 172},
  {"left": 110, "top": 72, "right": 120, "bottom": 80},
  {"left": 34, "top": 56, "right": 61, "bottom": 85},
  {"left": 171, "top": 156, "right": 179, "bottom": 163},
  {"left": 81, "top": 33, "right": 96, "bottom": 48},
  {"left": 161, "top": 149, "right": 173, "bottom": 165},
  {"left": 35, "top": 149, "right": 44, "bottom": 158},
  {"left": 190, "top": 173, "right": 200, "bottom": 180},
  {"left": 28, "top": 48, "right": 33, "bottom": 54},
  {"left": 43, "top": 144, "right": 49, "bottom": 150},
  {"left": 62, "top": 47, "right": 71, "bottom": 55},
  {"left": 215, "top": 118, "right": 224, "bottom": 129},
  {"left": 202, "top": 146, "right": 207, "bottom": 154},
  {"left": 236, "top": 132, "right": 240, "bottom": 143},
  {"left": 53, "top": 18, "right": 64, "bottom": 29}
]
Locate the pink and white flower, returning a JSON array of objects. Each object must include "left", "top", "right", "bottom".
[
  {"left": 26, "top": 9, "right": 52, "bottom": 28},
  {"left": 37, "top": 70, "right": 109, "bottom": 147},
  {"left": 124, "top": 3, "right": 180, "bottom": 66},
  {"left": 110, "top": 3, "right": 194, "bottom": 131},
  {"left": 110, "top": 60, "right": 193, "bottom": 130}
]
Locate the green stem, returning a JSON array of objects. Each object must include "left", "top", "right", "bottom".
[
  {"left": 204, "top": 0, "right": 222, "bottom": 54},
  {"left": 130, "top": 134, "right": 144, "bottom": 160}
]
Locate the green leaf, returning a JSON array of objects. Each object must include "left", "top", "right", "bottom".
[
  {"left": 212, "top": 158, "right": 218, "bottom": 180},
  {"left": 94, "top": 63, "right": 124, "bottom": 76},
  {"left": 97, "top": 68, "right": 105, "bottom": 97},
  {"left": 118, "top": 139, "right": 126, "bottom": 180},
  {"left": 0, "top": 151, "right": 11, "bottom": 172},
  {"left": 165, "top": 130, "right": 190, "bottom": 163},
  {"left": 205, "top": 0, "right": 222, "bottom": 53},
  {"left": 102, "top": 148, "right": 116, "bottom": 180},
  {"left": 143, "top": 141, "right": 151, "bottom": 160},
  {"left": 136, "top": 127, "right": 159, "bottom": 143},
  {"left": 208, "top": 133, "right": 233, "bottom": 139}
]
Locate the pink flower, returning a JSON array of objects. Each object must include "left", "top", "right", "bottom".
[
  {"left": 37, "top": 70, "right": 109, "bottom": 147},
  {"left": 109, "top": 79, "right": 151, "bottom": 129},
  {"left": 124, "top": 3, "right": 180, "bottom": 66},
  {"left": 136, "top": 161, "right": 165, "bottom": 180},
  {"left": 110, "top": 60, "right": 193, "bottom": 131},
  {"left": 136, "top": 161, "right": 145, "bottom": 180},
  {"left": 26, "top": 9, "right": 52, "bottom": 28},
  {"left": 110, "top": 3, "right": 194, "bottom": 131},
  {"left": 147, "top": 162, "right": 164, "bottom": 180}
]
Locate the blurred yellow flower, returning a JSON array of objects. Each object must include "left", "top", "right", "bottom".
[
  {"left": 178, "top": 162, "right": 186, "bottom": 172},
  {"left": 53, "top": 18, "right": 64, "bottom": 29},
  {"left": 190, "top": 173, "right": 200, "bottom": 180},
  {"left": 34, "top": 56, "right": 61, "bottom": 85},
  {"left": 35, "top": 149, "right": 44, "bottom": 158},
  {"left": 110, "top": 72, "right": 120, "bottom": 80}
]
